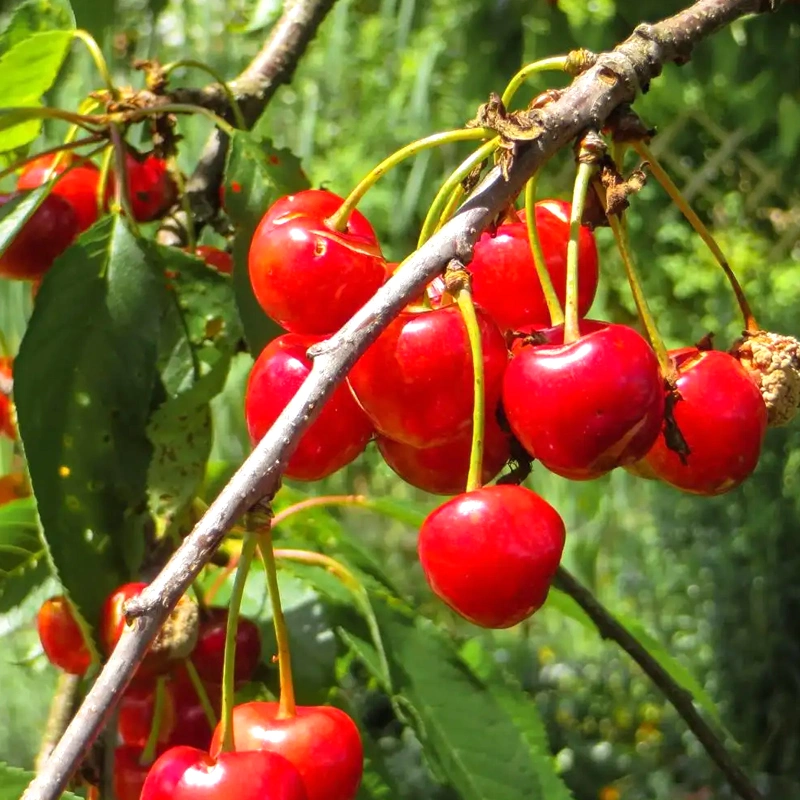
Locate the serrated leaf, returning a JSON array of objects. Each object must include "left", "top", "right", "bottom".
[
  {"left": 14, "top": 216, "right": 167, "bottom": 627},
  {"left": 224, "top": 132, "right": 308, "bottom": 354},
  {"left": 0, "top": 30, "right": 72, "bottom": 150},
  {"left": 0, "top": 496, "right": 50, "bottom": 613},
  {"left": 0, "top": 185, "right": 52, "bottom": 260},
  {"left": 0, "top": 0, "right": 75, "bottom": 54},
  {"left": 0, "top": 761, "right": 81, "bottom": 800}
]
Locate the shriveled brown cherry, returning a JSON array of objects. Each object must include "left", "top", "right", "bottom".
[
  {"left": 0, "top": 192, "right": 78, "bottom": 280},
  {"left": 245, "top": 334, "right": 373, "bottom": 481},
  {"left": 37, "top": 595, "right": 92, "bottom": 675},
  {"left": 348, "top": 304, "right": 508, "bottom": 448},
  {"left": 418, "top": 485, "right": 566, "bottom": 628},
  {"left": 503, "top": 323, "right": 665, "bottom": 480},
  {"left": 644, "top": 348, "right": 767, "bottom": 495}
]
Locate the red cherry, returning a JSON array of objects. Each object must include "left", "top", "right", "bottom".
[
  {"left": 0, "top": 192, "right": 78, "bottom": 280},
  {"left": 376, "top": 413, "right": 510, "bottom": 495},
  {"left": 245, "top": 334, "right": 373, "bottom": 481},
  {"left": 36, "top": 595, "right": 92, "bottom": 675},
  {"left": 248, "top": 195, "right": 387, "bottom": 335},
  {"left": 503, "top": 323, "right": 665, "bottom": 480},
  {"left": 114, "top": 746, "right": 159, "bottom": 800},
  {"left": 256, "top": 189, "right": 377, "bottom": 240},
  {"left": 348, "top": 305, "right": 508, "bottom": 448},
  {"left": 418, "top": 485, "right": 566, "bottom": 628},
  {"left": 210, "top": 702, "right": 362, "bottom": 800},
  {"left": 118, "top": 682, "right": 176, "bottom": 748},
  {"left": 115, "top": 153, "right": 177, "bottom": 222},
  {"left": 17, "top": 153, "right": 103, "bottom": 231},
  {"left": 141, "top": 746, "right": 308, "bottom": 800},
  {"left": 192, "top": 607, "right": 261, "bottom": 685},
  {"left": 467, "top": 199, "right": 599, "bottom": 331},
  {"left": 0, "top": 357, "right": 15, "bottom": 440},
  {"left": 165, "top": 667, "right": 220, "bottom": 751},
  {"left": 644, "top": 348, "right": 767, "bottom": 495},
  {"left": 191, "top": 245, "right": 233, "bottom": 275}
]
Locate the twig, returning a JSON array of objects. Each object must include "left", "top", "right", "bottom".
[
  {"left": 156, "top": 0, "right": 338, "bottom": 246},
  {"left": 35, "top": 674, "right": 81, "bottom": 774},
  {"left": 23, "top": 2, "right": 785, "bottom": 799},
  {"left": 554, "top": 567, "right": 763, "bottom": 800}
]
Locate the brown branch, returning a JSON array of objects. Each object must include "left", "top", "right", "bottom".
[
  {"left": 23, "top": 2, "right": 786, "bottom": 799},
  {"left": 156, "top": 0, "right": 339, "bottom": 246},
  {"left": 554, "top": 567, "right": 763, "bottom": 800}
]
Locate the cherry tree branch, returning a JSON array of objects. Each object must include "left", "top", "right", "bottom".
[
  {"left": 554, "top": 567, "right": 763, "bottom": 800},
  {"left": 23, "top": 1, "right": 786, "bottom": 799},
  {"left": 156, "top": 0, "right": 339, "bottom": 246}
]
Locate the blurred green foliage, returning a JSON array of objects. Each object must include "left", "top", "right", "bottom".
[{"left": 2, "top": 0, "right": 800, "bottom": 798}]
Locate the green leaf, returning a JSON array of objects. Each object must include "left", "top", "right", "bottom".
[
  {"left": 14, "top": 216, "right": 167, "bottom": 628},
  {"left": 0, "top": 185, "right": 52, "bottom": 259},
  {"left": 224, "top": 132, "right": 308, "bottom": 354},
  {"left": 362, "top": 496, "right": 426, "bottom": 529},
  {"left": 0, "top": 0, "right": 75, "bottom": 54},
  {"left": 542, "top": 587, "right": 595, "bottom": 630},
  {"left": 68, "top": 0, "right": 115, "bottom": 44},
  {"left": 0, "top": 497, "right": 50, "bottom": 613},
  {"left": 0, "top": 762, "right": 81, "bottom": 800},
  {"left": 0, "top": 30, "right": 72, "bottom": 150}
]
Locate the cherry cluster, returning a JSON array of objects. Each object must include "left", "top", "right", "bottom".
[
  {"left": 0, "top": 150, "right": 233, "bottom": 283},
  {"left": 244, "top": 187, "right": 783, "bottom": 631},
  {"left": 36, "top": 582, "right": 363, "bottom": 800}
]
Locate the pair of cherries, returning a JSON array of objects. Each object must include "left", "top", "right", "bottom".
[{"left": 0, "top": 150, "right": 177, "bottom": 281}]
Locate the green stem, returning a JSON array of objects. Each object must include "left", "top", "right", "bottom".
[
  {"left": 97, "top": 146, "right": 114, "bottom": 220},
  {"left": 501, "top": 56, "right": 569, "bottom": 108},
  {"left": 218, "top": 531, "right": 258, "bottom": 753},
  {"left": 596, "top": 179, "right": 673, "bottom": 379},
  {"left": 257, "top": 525, "right": 296, "bottom": 719},
  {"left": 183, "top": 658, "right": 217, "bottom": 730},
  {"left": 435, "top": 185, "right": 465, "bottom": 233},
  {"left": 524, "top": 175, "right": 564, "bottom": 325},
  {"left": 631, "top": 140, "right": 758, "bottom": 332},
  {"left": 140, "top": 677, "right": 167, "bottom": 763},
  {"left": 327, "top": 128, "right": 494, "bottom": 232},
  {"left": 125, "top": 104, "right": 237, "bottom": 136},
  {"left": 418, "top": 137, "right": 500, "bottom": 248},
  {"left": 0, "top": 107, "right": 102, "bottom": 132},
  {"left": 108, "top": 124, "right": 140, "bottom": 234},
  {"left": 72, "top": 30, "right": 118, "bottom": 98},
  {"left": 452, "top": 277, "right": 485, "bottom": 493},
  {"left": 163, "top": 60, "right": 248, "bottom": 130},
  {"left": 563, "top": 161, "right": 596, "bottom": 343},
  {"left": 0, "top": 136, "right": 105, "bottom": 183}
]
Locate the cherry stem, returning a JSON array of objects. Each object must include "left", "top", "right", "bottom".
[
  {"left": 183, "top": 658, "right": 218, "bottom": 730},
  {"left": 418, "top": 137, "right": 500, "bottom": 248},
  {"left": 0, "top": 136, "right": 105, "bottom": 183},
  {"left": 256, "top": 524, "right": 296, "bottom": 719},
  {"left": 162, "top": 60, "right": 247, "bottom": 130},
  {"left": 97, "top": 146, "right": 114, "bottom": 221},
  {"left": 218, "top": 530, "right": 258, "bottom": 753},
  {"left": 125, "top": 104, "right": 237, "bottom": 137},
  {"left": 171, "top": 162, "right": 197, "bottom": 251},
  {"left": 630, "top": 140, "right": 758, "bottom": 333},
  {"left": 450, "top": 271, "right": 485, "bottom": 493},
  {"left": 271, "top": 494, "right": 367, "bottom": 526},
  {"left": 563, "top": 161, "right": 596, "bottom": 344},
  {"left": 594, "top": 178, "right": 674, "bottom": 380},
  {"left": 108, "top": 124, "right": 140, "bottom": 234},
  {"left": 524, "top": 175, "right": 564, "bottom": 325},
  {"left": 327, "top": 128, "right": 494, "bottom": 233},
  {"left": 71, "top": 30, "right": 118, "bottom": 99},
  {"left": 140, "top": 677, "right": 167, "bottom": 764},
  {"left": 501, "top": 56, "right": 569, "bottom": 108},
  {"left": 0, "top": 107, "right": 103, "bottom": 133},
  {"left": 435, "top": 185, "right": 466, "bottom": 234}
]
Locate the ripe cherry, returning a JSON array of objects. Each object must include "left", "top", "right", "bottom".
[
  {"left": 467, "top": 199, "right": 599, "bottom": 331},
  {"left": 0, "top": 356, "right": 15, "bottom": 440},
  {"left": 118, "top": 682, "right": 176, "bottom": 748},
  {"left": 141, "top": 746, "right": 308, "bottom": 800},
  {"left": 256, "top": 189, "right": 377, "bottom": 240},
  {"left": 503, "top": 323, "right": 665, "bottom": 480},
  {"left": 644, "top": 348, "right": 767, "bottom": 495},
  {"left": 36, "top": 595, "right": 92, "bottom": 675},
  {"left": 192, "top": 245, "right": 233, "bottom": 275},
  {"left": 17, "top": 152, "right": 103, "bottom": 231},
  {"left": 245, "top": 334, "right": 373, "bottom": 481},
  {"left": 418, "top": 484, "right": 566, "bottom": 628},
  {"left": 376, "top": 413, "right": 510, "bottom": 495},
  {"left": 114, "top": 746, "right": 159, "bottom": 800},
  {"left": 507, "top": 318, "right": 607, "bottom": 356},
  {"left": 348, "top": 304, "right": 508, "bottom": 448},
  {"left": 192, "top": 607, "right": 261, "bottom": 685},
  {"left": 0, "top": 192, "right": 78, "bottom": 280},
  {"left": 115, "top": 152, "right": 177, "bottom": 222},
  {"left": 165, "top": 666, "right": 221, "bottom": 751},
  {"left": 210, "top": 702, "right": 362, "bottom": 800},
  {"left": 248, "top": 192, "right": 387, "bottom": 335}
]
